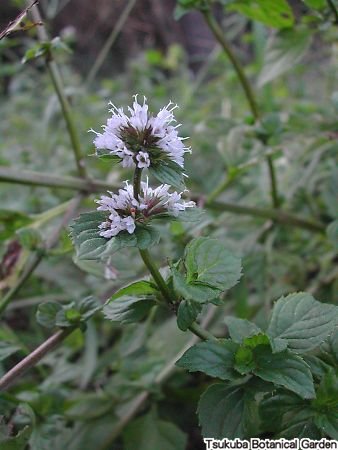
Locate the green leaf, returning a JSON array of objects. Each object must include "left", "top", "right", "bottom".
[
  {"left": 312, "top": 370, "right": 338, "bottom": 439},
  {"left": 302, "top": 0, "right": 326, "bottom": 9},
  {"left": 70, "top": 211, "right": 160, "bottom": 260},
  {"left": 267, "top": 292, "right": 338, "bottom": 353},
  {"left": 258, "top": 28, "right": 311, "bottom": 87},
  {"left": 36, "top": 302, "right": 62, "bottom": 328},
  {"left": 149, "top": 160, "right": 186, "bottom": 190},
  {"left": 234, "top": 333, "right": 271, "bottom": 374},
  {"left": 16, "top": 227, "right": 42, "bottom": 250},
  {"left": 0, "top": 342, "right": 20, "bottom": 361},
  {"left": 172, "top": 267, "right": 221, "bottom": 304},
  {"left": 111, "top": 280, "right": 158, "bottom": 300},
  {"left": 77, "top": 296, "right": 102, "bottom": 320},
  {"left": 253, "top": 347, "right": 315, "bottom": 399},
  {"left": 123, "top": 409, "right": 187, "bottom": 450},
  {"left": 259, "top": 391, "right": 319, "bottom": 437},
  {"left": 176, "top": 340, "right": 239, "bottom": 380},
  {"left": 103, "top": 296, "right": 156, "bottom": 324},
  {"left": 198, "top": 383, "right": 253, "bottom": 438},
  {"left": 224, "top": 316, "right": 261, "bottom": 343},
  {"left": 0, "top": 209, "right": 32, "bottom": 240},
  {"left": 184, "top": 237, "right": 242, "bottom": 291},
  {"left": 228, "top": 0, "right": 294, "bottom": 28},
  {"left": 176, "top": 299, "right": 202, "bottom": 331},
  {"left": 95, "top": 148, "right": 122, "bottom": 164},
  {"left": 172, "top": 207, "right": 204, "bottom": 223}
]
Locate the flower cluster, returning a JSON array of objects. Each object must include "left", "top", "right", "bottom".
[
  {"left": 96, "top": 180, "right": 195, "bottom": 238},
  {"left": 91, "top": 95, "right": 190, "bottom": 169}
]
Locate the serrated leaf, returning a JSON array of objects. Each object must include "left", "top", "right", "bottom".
[
  {"left": 197, "top": 384, "right": 253, "bottom": 439},
  {"left": 184, "top": 237, "right": 242, "bottom": 291},
  {"left": 0, "top": 341, "right": 20, "bottom": 361},
  {"left": 224, "top": 317, "right": 261, "bottom": 343},
  {"left": 111, "top": 280, "right": 158, "bottom": 300},
  {"left": 258, "top": 28, "right": 311, "bottom": 87},
  {"left": 176, "top": 300, "right": 202, "bottom": 331},
  {"left": 103, "top": 296, "right": 156, "bottom": 324},
  {"left": 312, "top": 370, "right": 338, "bottom": 439},
  {"left": 36, "top": 302, "right": 62, "bottom": 328},
  {"left": 78, "top": 296, "right": 102, "bottom": 320},
  {"left": 123, "top": 409, "right": 187, "bottom": 450},
  {"left": 149, "top": 160, "right": 186, "bottom": 190},
  {"left": 176, "top": 340, "right": 239, "bottom": 380},
  {"left": 172, "top": 267, "right": 221, "bottom": 304},
  {"left": 267, "top": 292, "right": 338, "bottom": 353},
  {"left": 253, "top": 347, "right": 315, "bottom": 399},
  {"left": 228, "top": 0, "right": 294, "bottom": 28}
]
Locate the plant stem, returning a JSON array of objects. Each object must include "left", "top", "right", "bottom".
[
  {"left": 202, "top": 9, "right": 260, "bottom": 120},
  {"left": 139, "top": 249, "right": 172, "bottom": 303},
  {"left": 0, "top": 195, "right": 83, "bottom": 317},
  {"left": 0, "top": 328, "right": 75, "bottom": 392},
  {"left": 28, "top": 3, "right": 87, "bottom": 178},
  {"left": 0, "top": 166, "right": 117, "bottom": 192},
  {"left": 206, "top": 199, "right": 325, "bottom": 233},
  {"left": 202, "top": 8, "right": 282, "bottom": 209},
  {"left": 133, "top": 167, "right": 143, "bottom": 201},
  {"left": 188, "top": 321, "right": 218, "bottom": 341},
  {"left": 85, "top": 0, "right": 137, "bottom": 85}
]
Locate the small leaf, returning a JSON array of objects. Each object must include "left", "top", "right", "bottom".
[
  {"left": 198, "top": 383, "right": 253, "bottom": 439},
  {"left": 103, "top": 296, "right": 156, "bottom": 324},
  {"left": 176, "top": 340, "right": 239, "bottom": 380},
  {"left": 95, "top": 148, "right": 122, "bottom": 164},
  {"left": 111, "top": 280, "right": 158, "bottom": 300},
  {"left": 258, "top": 28, "right": 311, "bottom": 87},
  {"left": 224, "top": 316, "right": 261, "bottom": 343},
  {"left": 16, "top": 227, "right": 42, "bottom": 250},
  {"left": 36, "top": 302, "right": 62, "bottom": 328},
  {"left": 228, "top": 0, "right": 294, "bottom": 28},
  {"left": 172, "top": 267, "right": 221, "bottom": 304},
  {"left": 150, "top": 160, "right": 186, "bottom": 190},
  {"left": 184, "top": 237, "right": 242, "bottom": 291},
  {"left": 312, "top": 370, "right": 338, "bottom": 439},
  {"left": 267, "top": 292, "right": 338, "bottom": 353},
  {"left": 177, "top": 300, "right": 202, "bottom": 331}
]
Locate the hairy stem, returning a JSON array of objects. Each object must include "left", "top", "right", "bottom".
[
  {"left": 28, "top": 3, "right": 87, "bottom": 178},
  {"left": 202, "top": 9, "right": 260, "bottom": 120},
  {"left": 0, "top": 328, "right": 75, "bottom": 391},
  {"left": 133, "top": 167, "right": 143, "bottom": 201}
]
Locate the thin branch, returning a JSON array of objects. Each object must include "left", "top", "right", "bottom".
[
  {"left": 0, "top": 166, "right": 117, "bottom": 192},
  {"left": 28, "top": 3, "right": 87, "bottom": 178},
  {"left": 85, "top": 0, "right": 138, "bottom": 85},
  {"left": 0, "top": 328, "right": 74, "bottom": 391},
  {"left": 206, "top": 199, "right": 325, "bottom": 233}
]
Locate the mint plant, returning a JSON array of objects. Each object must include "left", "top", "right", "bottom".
[
  {"left": 1, "top": 0, "right": 337, "bottom": 447},
  {"left": 69, "top": 98, "right": 338, "bottom": 441}
]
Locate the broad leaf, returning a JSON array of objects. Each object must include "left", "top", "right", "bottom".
[
  {"left": 172, "top": 267, "right": 221, "bottom": 304},
  {"left": 228, "top": 0, "right": 294, "bottom": 28},
  {"left": 103, "top": 296, "right": 156, "bottom": 324},
  {"left": 123, "top": 409, "right": 187, "bottom": 450},
  {"left": 184, "top": 237, "right": 242, "bottom": 291},
  {"left": 224, "top": 317, "right": 261, "bottom": 343},
  {"left": 267, "top": 292, "right": 338, "bottom": 353},
  {"left": 258, "top": 29, "right": 311, "bottom": 87},
  {"left": 253, "top": 347, "right": 315, "bottom": 399},
  {"left": 197, "top": 383, "right": 253, "bottom": 438},
  {"left": 176, "top": 340, "right": 239, "bottom": 380}
]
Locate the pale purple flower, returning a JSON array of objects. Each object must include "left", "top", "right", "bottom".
[
  {"left": 91, "top": 95, "right": 190, "bottom": 169},
  {"left": 96, "top": 179, "right": 195, "bottom": 238}
]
